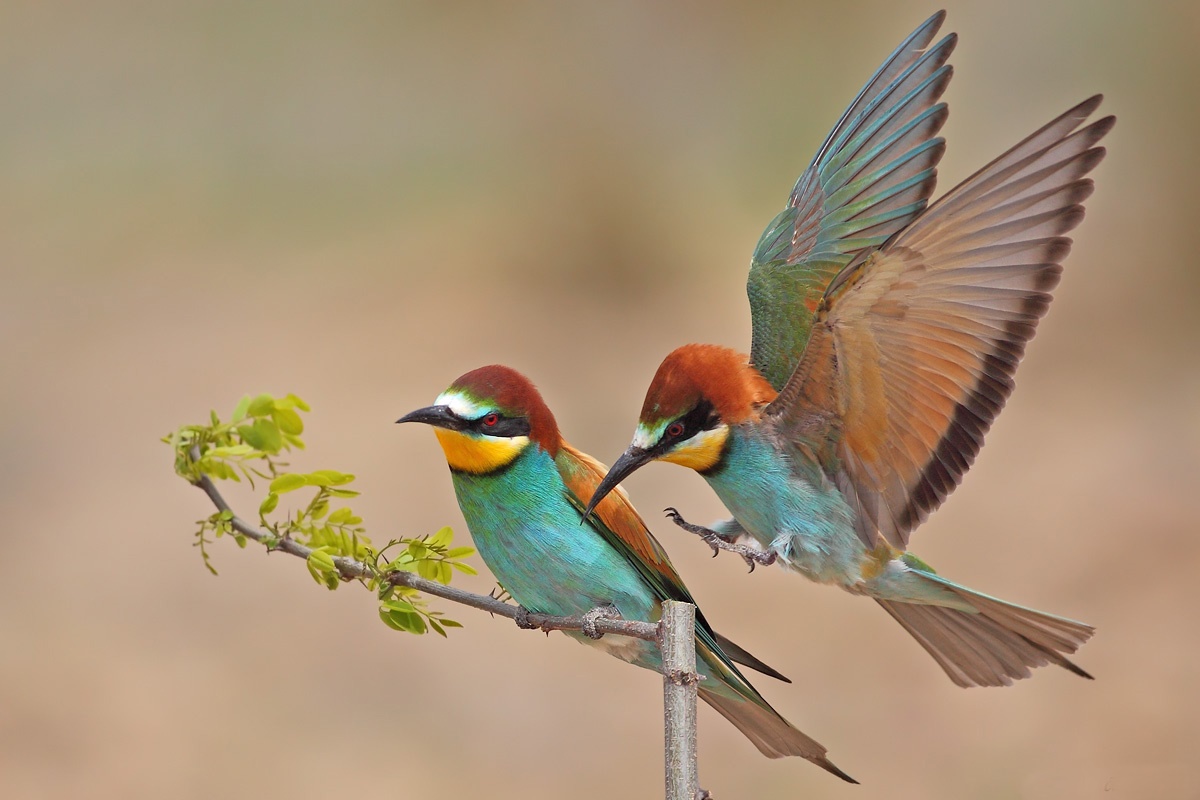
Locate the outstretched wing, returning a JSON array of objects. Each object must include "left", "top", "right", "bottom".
[
  {"left": 749, "top": 11, "right": 955, "bottom": 389},
  {"left": 766, "top": 97, "right": 1114, "bottom": 549}
]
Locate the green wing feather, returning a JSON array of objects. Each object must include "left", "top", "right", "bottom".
[{"left": 748, "top": 11, "right": 955, "bottom": 389}]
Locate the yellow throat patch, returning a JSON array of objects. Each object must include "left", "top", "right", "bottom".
[
  {"left": 659, "top": 426, "right": 728, "bottom": 472},
  {"left": 434, "top": 428, "right": 528, "bottom": 474}
]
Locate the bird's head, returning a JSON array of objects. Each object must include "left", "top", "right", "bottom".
[
  {"left": 397, "top": 365, "right": 560, "bottom": 474},
  {"left": 585, "top": 344, "right": 776, "bottom": 516}
]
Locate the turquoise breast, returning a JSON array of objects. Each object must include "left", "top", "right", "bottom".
[{"left": 704, "top": 426, "right": 862, "bottom": 585}]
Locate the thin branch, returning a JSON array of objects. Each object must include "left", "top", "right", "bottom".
[
  {"left": 191, "top": 472, "right": 659, "bottom": 642},
  {"left": 661, "top": 600, "right": 700, "bottom": 800}
]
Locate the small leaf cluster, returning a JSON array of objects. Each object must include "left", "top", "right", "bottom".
[
  {"left": 369, "top": 527, "right": 476, "bottom": 636},
  {"left": 165, "top": 393, "right": 477, "bottom": 636},
  {"left": 167, "top": 392, "right": 309, "bottom": 486},
  {"left": 164, "top": 393, "right": 309, "bottom": 573},
  {"left": 265, "top": 468, "right": 369, "bottom": 589}
]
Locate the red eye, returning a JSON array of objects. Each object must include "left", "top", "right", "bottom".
[
  {"left": 667, "top": 422, "right": 685, "bottom": 438},
  {"left": 482, "top": 413, "right": 499, "bottom": 427}
]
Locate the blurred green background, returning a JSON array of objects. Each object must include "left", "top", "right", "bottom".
[{"left": 4, "top": 1, "right": 1198, "bottom": 797}]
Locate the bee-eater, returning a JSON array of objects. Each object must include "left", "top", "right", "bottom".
[
  {"left": 585, "top": 12, "right": 1113, "bottom": 689},
  {"left": 397, "top": 365, "right": 855, "bottom": 781}
]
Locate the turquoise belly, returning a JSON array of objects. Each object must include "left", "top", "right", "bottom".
[{"left": 704, "top": 427, "right": 862, "bottom": 585}]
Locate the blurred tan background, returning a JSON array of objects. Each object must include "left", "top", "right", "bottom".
[{"left": 3, "top": 1, "right": 1198, "bottom": 797}]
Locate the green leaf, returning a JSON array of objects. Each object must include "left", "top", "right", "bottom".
[
  {"left": 326, "top": 488, "right": 360, "bottom": 498},
  {"left": 401, "top": 612, "right": 427, "bottom": 634},
  {"left": 272, "top": 407, "right": 304, "bottom": 435},
  {"left": 439, "top": 619, "right": 463, "bottom": 629},
  {"left": 278, "top": 393, "right": 311, "bottom": 412},
  {"left": 251, "top": 419, "right": 283, "bottom": 452},
  {"left": 309, "top": 470, "right": 354, "bottom": 486},
  {"left": 428, "top": 526, "right": 453, "bottom": 549},
  {"left": 259, "top": 493, "right": 280, "bottom": 515},
  {"left": 379, "top": 608, "right": 406, "bottom": 631},
  {"left": 270, "top": 474, "right": 308, "bottom": 494},
  {"left": 381, "top": 606, "right": 427, "bottom": 634},
  {"left": 381, "top": 598, "right": 417, "bottom": 614},
  {"left": 450, "top": 561, "right": 478, "bottom": 576},
  {"left": 307, "top": 549, "right": 337, "bottom": 573},
  {"left": 206, "top": 444, "right": 256, "bottom": 458},
  {"left": 247, "top": 393, "right": 275, "bottom": 418},
  {"left": 232, "top": 395, "right": 252, "bottom": 423},
  {"left": 428, "top": 618, "right": 446, "bottom": 637},
  {"left": 236, "top": 423, "right": 263, "bottom": 449},
  {"left": 444, "top": 547, "right": 474, "bottom": 559}
]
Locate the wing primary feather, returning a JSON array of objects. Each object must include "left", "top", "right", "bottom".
[
  {"left": 749, "top": 14, "right": 957, "bottom": 389},
  {"left": 809, "top": 11, "right": 950, "bottom": 172},
  {"left": 768, "top": 97, "right": 1113, "bottom": 548}
]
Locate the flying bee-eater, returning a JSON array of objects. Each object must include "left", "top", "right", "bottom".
[
  {"left": 586, "top": 11, "right": 1113, "bottom": 688},
  {"left": 397, "top": 365, "right": 855, "bottom": 781}
]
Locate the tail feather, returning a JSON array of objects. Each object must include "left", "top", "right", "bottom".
[
  {"left": 878, "top": 573, "right": 1094, "bottom": 688},
  {"left": 698, "top": 688, "right": 857, "bottom": 783},
  {"left": 712, "top": 632, "right": 791, "bottom": 683}
]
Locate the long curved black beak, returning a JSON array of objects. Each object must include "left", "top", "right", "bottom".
[
  {"left": 395, "top": 405, "right": 468, "bottom": 431},
  {"left": 583, "top": 445, "right": 653, "bottom": 520}
]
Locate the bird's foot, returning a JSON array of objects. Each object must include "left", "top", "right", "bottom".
[
  {"left": 695, "top": 789, "right": 712, "bottom": 800},
  {"left": 513, "top": 605, "right": 538, "bottom": 630},
  {"left": 580, "top": 604, "right": 622, "bottom": 640},
  {"left": 664, "top": 507, "right": 776, "bottom": 573}
]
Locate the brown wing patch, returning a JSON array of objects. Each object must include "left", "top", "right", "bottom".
[
  {"left": 558, "top": 443, "right": 683, "bottom": 585},
  {"left": 769, "top": 98, "right": 1114, "bottom": 549}
]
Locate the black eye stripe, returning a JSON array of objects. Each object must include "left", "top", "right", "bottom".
[
  {"left": 684, "top": 400, "right": 720, "bottom": 432},
  {"left": 470, "top": 414, "right": 531, "bottom": 438},
  {"left": 656, "top": 400, "right": 719, "bottom": 452}
]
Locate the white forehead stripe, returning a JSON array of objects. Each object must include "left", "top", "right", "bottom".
[
  {"left": 436, "top": 390, "right": 486, "bottom": 420},
  {"left": 632, "top": 423, "right": 661, "bottom": 450}
]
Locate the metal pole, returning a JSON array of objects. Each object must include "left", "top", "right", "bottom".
[{"left": 661, "top": 600, "right": 699, "bottom": 800}]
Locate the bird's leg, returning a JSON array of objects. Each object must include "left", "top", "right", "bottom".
[
  {"left": 513, "top": 605, "right": 538, "bottom": 630},
  {"left": 663, "top": 507, "right": 776, "bottom": 573},
  {"left": 695, "top": 789, "right": 712, "bottom": 800},
  {"left": 580, "top": 604, "right": 622, "bottom": 640}
]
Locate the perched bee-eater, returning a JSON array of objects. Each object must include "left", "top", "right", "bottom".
[
  {"left": 397, "top": 365, "right": 855, "bottom": 781},
  {"left": 586, "top": 12, "right": 1113, "bottom": 688}
]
